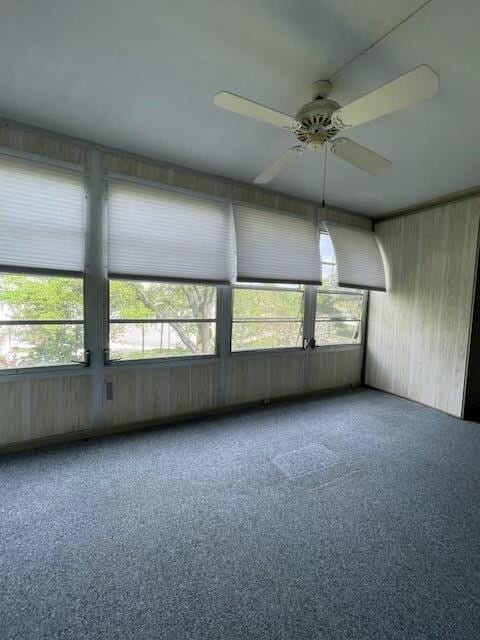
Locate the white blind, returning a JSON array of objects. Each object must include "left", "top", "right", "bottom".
[
  {"left": 234, "top": 205, "right": 321, "bottom": 284},
  {"left": 108, "top": 182, "right": 234, "bottom": 283},
  {"left": 323, "top": 221, "right": 386, "bottom": 291},
  {"left": 0, "top": 156, "right": 85, "bottom": 273}
]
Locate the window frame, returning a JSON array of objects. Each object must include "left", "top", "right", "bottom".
[
  {"left": 312, "top": 231, "right": 367, "bottom": 350},
  {"left": 0, "top": 270, "right": 87, "bottom": 375},
  {"left": 0, "top": 150, "right": 88, "bottom": 375},
  {"left": 106, "top": 277, "right": 220, "bottom": 365},
  {"left": 230, "top": 282, "right": 307, "bottom": 355}
]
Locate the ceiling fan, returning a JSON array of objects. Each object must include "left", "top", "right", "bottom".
[{"left": 214, "top": 65, "right": 439, "bottom": 184}]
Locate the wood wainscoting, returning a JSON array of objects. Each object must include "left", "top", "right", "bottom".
[{"left": 366, "top": 197, "right": 480, "bottom": 417}]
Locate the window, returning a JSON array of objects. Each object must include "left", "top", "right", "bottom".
[
  {"left": 0, "top": 156, "right": 86, "bottom": 370},
  {"left": 0, "top": 274, "right": 84, "bottom": 369},
  {"left": 106, "top": 181, "right": 231, "bottom": 362},
  {"left": 109, "top": 280, "right": 217, "bottom": 361},
  {"left": 315, "top": 232, "right": 365, "bottom": 346},
  {"left": 232, "top": 283, "right": 304, "bottom": 351}
]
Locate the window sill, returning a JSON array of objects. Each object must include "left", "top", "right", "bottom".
[
  {"left": 231, "top": 346, "right": 304, "bottom": 357},
  {"left": 0, "top": 344, "right": 364, "bottom": 381},
  {"left": 313, "top": 343, "right": 363, "bottom": 352},
  {"left": 0, "top": 363, "right": 87, "bottom": 381},
  {"left": 106, "top": 353, "right": 221, "bottom": 369}
]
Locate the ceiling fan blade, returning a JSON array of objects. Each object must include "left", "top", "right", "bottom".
[
  {"left": 214, "top": 91, "right": 298, "bottom": 130},
  {"left": 254, "top": 146, "right": 304, "bottom": 184},
  {"left": 331, "top": 65, "right": 439, "bottom": 129},
  {"left": 331, "top": 138, "right": 391, "bottom": 175}
]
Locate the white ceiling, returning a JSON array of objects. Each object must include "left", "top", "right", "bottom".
[{"left": 0, "top": 0, "right": 479, "bottom": 217}]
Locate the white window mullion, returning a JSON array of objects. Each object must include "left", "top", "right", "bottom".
[
  {"left": 84, "top": 149, "right": 108, "bottom": 426},
  {"left": 303, "top": 285, "right": 317, "bottom": 348},
  {"left": 216, "top": 284, "right": 233, "bottom": 404}
]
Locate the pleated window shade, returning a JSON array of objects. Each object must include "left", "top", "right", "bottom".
[
  {"left": 0, "top": 156, "right": 85, "bottom": 273},
  {"left": 233, "top": 205, "right": 321, "bottom": 284},
  {"left": 108, "top": 182, "right": 234, "bottom": 283},
  {"left": 323, "top": 221, "right": 386, "bottom": 291}
]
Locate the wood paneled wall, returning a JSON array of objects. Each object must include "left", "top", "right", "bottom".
[
  {"left": 0, "top": 373, "right": 91, "bottom": 445},
  {"left": 102, "top": 348, "right": 363, "bottom": 431},
  {"left": 103, "top": 360, "right": 222, "bottom": 428},
  {"left": 366, "top": 197, "right": 480, "bottom": 417},
  {"left": 0, "top": 348, "right": 363, "bottom": 447},
  {"left": 0, "top": 121, "right": 86, "bottom": 165},
  {"left": 308, "top": 348, "right": 363, "bottom": 391}
]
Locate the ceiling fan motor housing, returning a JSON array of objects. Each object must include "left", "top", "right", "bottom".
[{"left": 295, "top": 98, "right": 341, "bottom": 150}]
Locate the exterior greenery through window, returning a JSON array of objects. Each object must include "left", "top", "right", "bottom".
[
  {"left": 315, "top": 232, "right": 364, "bottom": 345},
  {"left": 232, "top": 284, "right": 304, "bottom": 351},
  {"left": 109, "top": 280, "right": 217, "bottom": 360},
  {"left": 0, "top": 241, "right": 364, "bottom": 370},
  {"left": 0, "top": 274, "right": 84, "bottom": 369}
]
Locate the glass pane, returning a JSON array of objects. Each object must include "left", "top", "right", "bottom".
[
  {"left": 0, "top": 324, "right": 84, "bottom": 369},
  {"left": 315, "top": 321, "right": 361, "bottom": 345},
  {"left": 316, "top": 293, "right": 363, "bottom": 321},
  {"left": 109, "top": 280, "right": 217, "bottom": 320},
  {"left": 0, "top": 274, "right": 83, "bottom": 321},
  {"left": 233, "top": 288, "right": 304, "bottom": 320},
  {"left": 110, "top": 321, "right": 216, "bottom": 360},
  {"left": 319, "top": 264, "right": 338, "bottom": 289},
  {"left": 232, "top": 321, "right": 303, "bottom": 351},
  {"left": 320, "top": 232, "right": 336, "bottom": 263}
]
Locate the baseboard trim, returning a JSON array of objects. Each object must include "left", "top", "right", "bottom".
[{"left": 363, "top": 383, "right": 464, "bottom": 419}]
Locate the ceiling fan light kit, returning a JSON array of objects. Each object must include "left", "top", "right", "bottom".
[
  {"left": 214, "top": 65, "right": 439, "bottom": 185},
  {"left": 294, "top": 84, "right": 340, "bottom": 150}
]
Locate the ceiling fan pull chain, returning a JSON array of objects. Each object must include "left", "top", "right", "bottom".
[{"left": 322, "top": 144, "right": 328, "bottom": 209}]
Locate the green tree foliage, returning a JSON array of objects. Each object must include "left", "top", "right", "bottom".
[
  {"left": 0, "top": 274, "right": 83, "bottom": 320},
  {"left": 109, "top": 281, "right": 216, "bottom": 356},
  {"left": 0, "top": 274, "right": 83, "bottom": 367},
  {"left": 0, "top": 274, "right": 363, "bottom": 367},
  {"left": 315, "top": 291, "right": 362, "bottom": 344},
  {"left": 232, "top": 287, "right": 304, "bottom": 350}
]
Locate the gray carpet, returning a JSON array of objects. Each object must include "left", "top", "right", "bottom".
[{"left": 1, "top": 388, "right": 479, "bottom": 639}]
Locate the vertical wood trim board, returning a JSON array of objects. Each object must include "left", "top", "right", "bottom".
[{"left": 366, "top": 197, "right": 480, "bottom": 417}]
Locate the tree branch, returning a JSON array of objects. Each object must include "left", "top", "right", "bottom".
[
  {"left": 134, "top": 285, "right": 205, "bottom": 353},
  {"left": 169, "top": 322, "right": 198, "bottom": 353}
]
